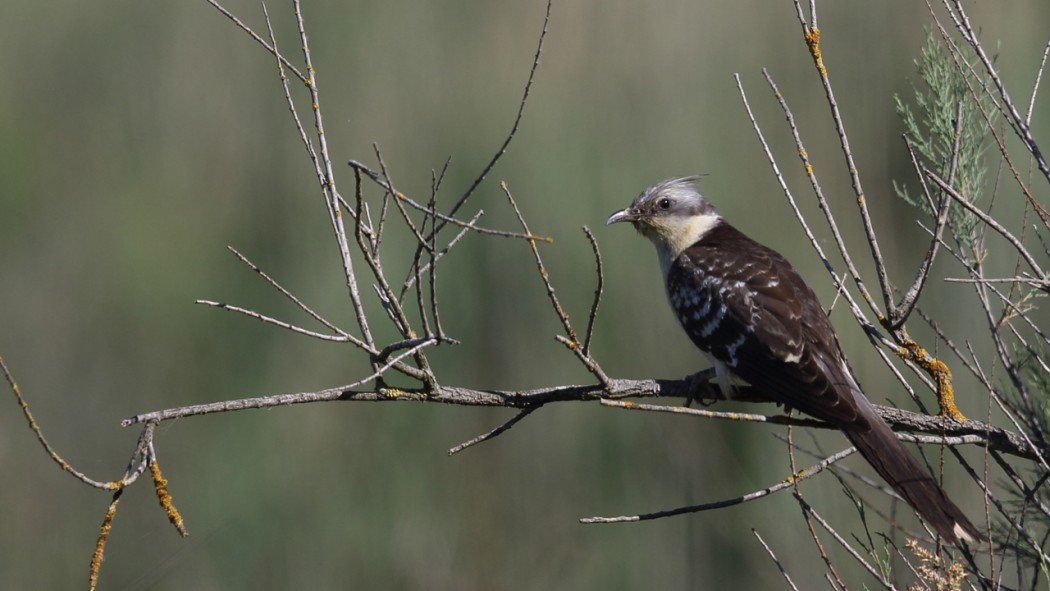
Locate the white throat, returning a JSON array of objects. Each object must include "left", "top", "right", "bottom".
[{"left": 645, "top": 213, "right": 721, "bottom": 278}]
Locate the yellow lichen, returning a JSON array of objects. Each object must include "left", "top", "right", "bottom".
[
  {"left": 897, "top": 339, "right": 967, "bottom": 421},
  {"left": 150, "top": 460, "right": 188, "bottom": 536},
  {"left": 89, "top": 490, "right": 123, "bottom": 591},
  {"left": 804, "top": 27, "right": 827, "bottom": 77}
]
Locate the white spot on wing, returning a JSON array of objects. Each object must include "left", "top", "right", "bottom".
[
  {"left": 953, "top": 523, "right": 977, "bottom": 544},
  {"left": 697, "top": 296, "right": 712, "bottom": 317},
  {"left": 724, "top": 333, "right": 747, "bottom": 367},
  {"left": 699, "top": 304, "right": 726, "bottom": 338}
]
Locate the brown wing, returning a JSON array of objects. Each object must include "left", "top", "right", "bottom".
[
  {"left": 667, "top": 223, "right": 984, "bottom": 543},
  {"left": 667, "top": 223, "right": 868, "bottom": 428}
]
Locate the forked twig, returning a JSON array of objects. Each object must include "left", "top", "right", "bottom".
[
  {"left": 500, "top": 182, "right": 612, "bottom": 387},
  {"left": 889, "top": 108, "right": 962, "bottom": 329},
  {"left": 924, "top": 169, "right": 1045, "bottom": 278},
  {"left": 792, "top": 1, "right": 895, "bottom": 316},
  {"left": 207, "top": 0, "right": 305, "bottom": 81}
]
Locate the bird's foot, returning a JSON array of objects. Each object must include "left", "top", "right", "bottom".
[{"left": 682, "top": 368, "right": 720, "bottom": 407}]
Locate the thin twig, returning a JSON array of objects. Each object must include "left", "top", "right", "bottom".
[
  {"left": 1, "top": 356, "right": 122, "bottom": 491},
  {"left": 752, "top": 529, "right": 802, "bottom": 591},
  {"left": 263, "top": 2, "right": 322, "bottom": 190},
  {"left": 348, "top": 160, "right": 544, "bottom": 243},
  {"left": 580, "top": 447, "right": 856, "bottom": 524},
  {"left": 889, "top": 109, "right": 961, "bottom": 329},
  {"left": 289, "top": 0, "right": 376, "bottom": 357},
  {"left": 88, "top": 489, "right": 123, "bottom": 591},
  {"left": 599, "top": 398, "right": 830, "bottom": 429},
  {"left": 924, "top": 169, "right": 1045, "bottom": 278},
  {"left": 500, "top": 182, "right": 612, "bottom": 387},
  {"left": 942, "top": 0, "right": 1050, "bottom": 184},
  {"left": 447, "top": 407, "right": 539, "bottom": 456},
  {"left": 226, "top": 245, "right": 349, "bottom": 336},
  {"left": 439, "top": 0, "right": 553, "bottom": 227},
  {"left": 195, "top": 300, "right": 364, "bottom": 343},
  {"left": 795, "top": 494, "right": 897, "bottom": 590},
  {"left": 1026, "top": 38, "right": 1050, "bottom": 127},
  {"left": 788, "top": 432, "right": 851, "bottom": 591},
  {"left": 743, "top": 71, "right": 885, "bottom": 334},
  {"left": 581, "top": 226, "right": 603, "bottom": 356},
  {"left": 792, "top": 4, "right": 895, "bottom": 316},
  {"left": 401, "top": 210, "right": 486, "bottom": 299},
  {"left": 928, "top": 10, "right": 1050, "bottom": 232},
  {"left": 205, "top": 0, "right": 306, "bottom": 81}
]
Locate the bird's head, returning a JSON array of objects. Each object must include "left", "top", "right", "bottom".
[{"left": 606, "top": 177, "right": 722, "bottom": 269}]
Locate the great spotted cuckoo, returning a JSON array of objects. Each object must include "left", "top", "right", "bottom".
[{"left": 607, "top": 177, "right": 981, "bottom": 545}]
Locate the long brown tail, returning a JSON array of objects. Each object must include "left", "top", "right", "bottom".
[{"left": 845, "top": 413, "right": 983, "bottom": 545}]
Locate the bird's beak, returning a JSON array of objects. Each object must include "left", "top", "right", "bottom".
[{"left": 606, "top": 208, "right": 634, "bottom": 225}]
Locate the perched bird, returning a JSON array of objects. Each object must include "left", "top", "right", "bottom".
[{"left": 607, "top": 176, "right": 982, "bottom": 545}]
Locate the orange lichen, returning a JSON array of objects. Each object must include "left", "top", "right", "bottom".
[
  {"left": 897, "top": 339, "right": 967, "bottom": 421},
  {"left": 150, "top": 460, "right": 188, "bottom": 536},
  {"left": 804, "top": 27, "right": 827, "bottom": 77},
  {"left": 90, "top": 490, "right": 123, "bottom": 591}
]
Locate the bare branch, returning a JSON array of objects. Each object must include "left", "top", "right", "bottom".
[
  {"left": 599, "top": 398, "right": 831, "bottom": 430},
  {"left": 792, "top": 5, "right": 896, "bottom": 315},
  {"left": 740, "top": 71, "right": 886, "bottom": 335},
  {"left": 1026, "top": 37, "right": 1050, "bottom": 126},
  {"left": 889, "top": 112, "right": 961, "bottom": 329},
  {"left": 348, "top": 160, "right": 544, "bottom": 242},
  {"left": 579, "top": 447, "right": 857, "bottom": 524},
  {"left": 1, "top": 356, "right": 123, "bottom": 491},
  {"left": 205, "top": 0, "right": 306, "bottom": 82},
  {"left": 941, "top": 0, "right": 1050, "bottom": 184},
  {"left": 195, "top": 300, "right": 362, "bottom": 343},
  {"left": 501, "top": 182, "right": 612, "bottom": 387},
  {"left": 752, "top": 529, "right": 802, "bottom": 591},
  {"left": 581, "top": 226, "right": 604, "bottom": 356},
  {"left": 793, "top": 494, "right": 897, "bottom": 590},
  {"left": 226, "top": 245, "right": 350, "bottom": 336},
  {"left": 122, "top": 338, "right": 437, "bottom": 426},
  {"left": 924, "top": 169, "right": 1045, "bottom": 278},
  {"left": 440, "top": 0, "right": 553, "bottom": 226},
  {"left": 447, "top": 407, "right": 539, "bottom": 456}
]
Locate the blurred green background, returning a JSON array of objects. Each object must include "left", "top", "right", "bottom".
[{"left": 1, "top": 1, "right": 1048, "bottom": 589}]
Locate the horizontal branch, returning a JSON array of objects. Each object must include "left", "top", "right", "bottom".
[{"left": 121, "top": 375, "right": 1040, "bottom": 461}]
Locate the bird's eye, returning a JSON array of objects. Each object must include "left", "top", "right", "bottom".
[{"left": 658, "top": 198, "right": 671, "bottom": 210}]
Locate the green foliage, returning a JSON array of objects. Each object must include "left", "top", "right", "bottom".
[
  {"left": 893, "top": 31, "right": 996, "bottom": 251},
  {"left": 993, "top": 351, "right": 1050, "bottom": 571}
]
